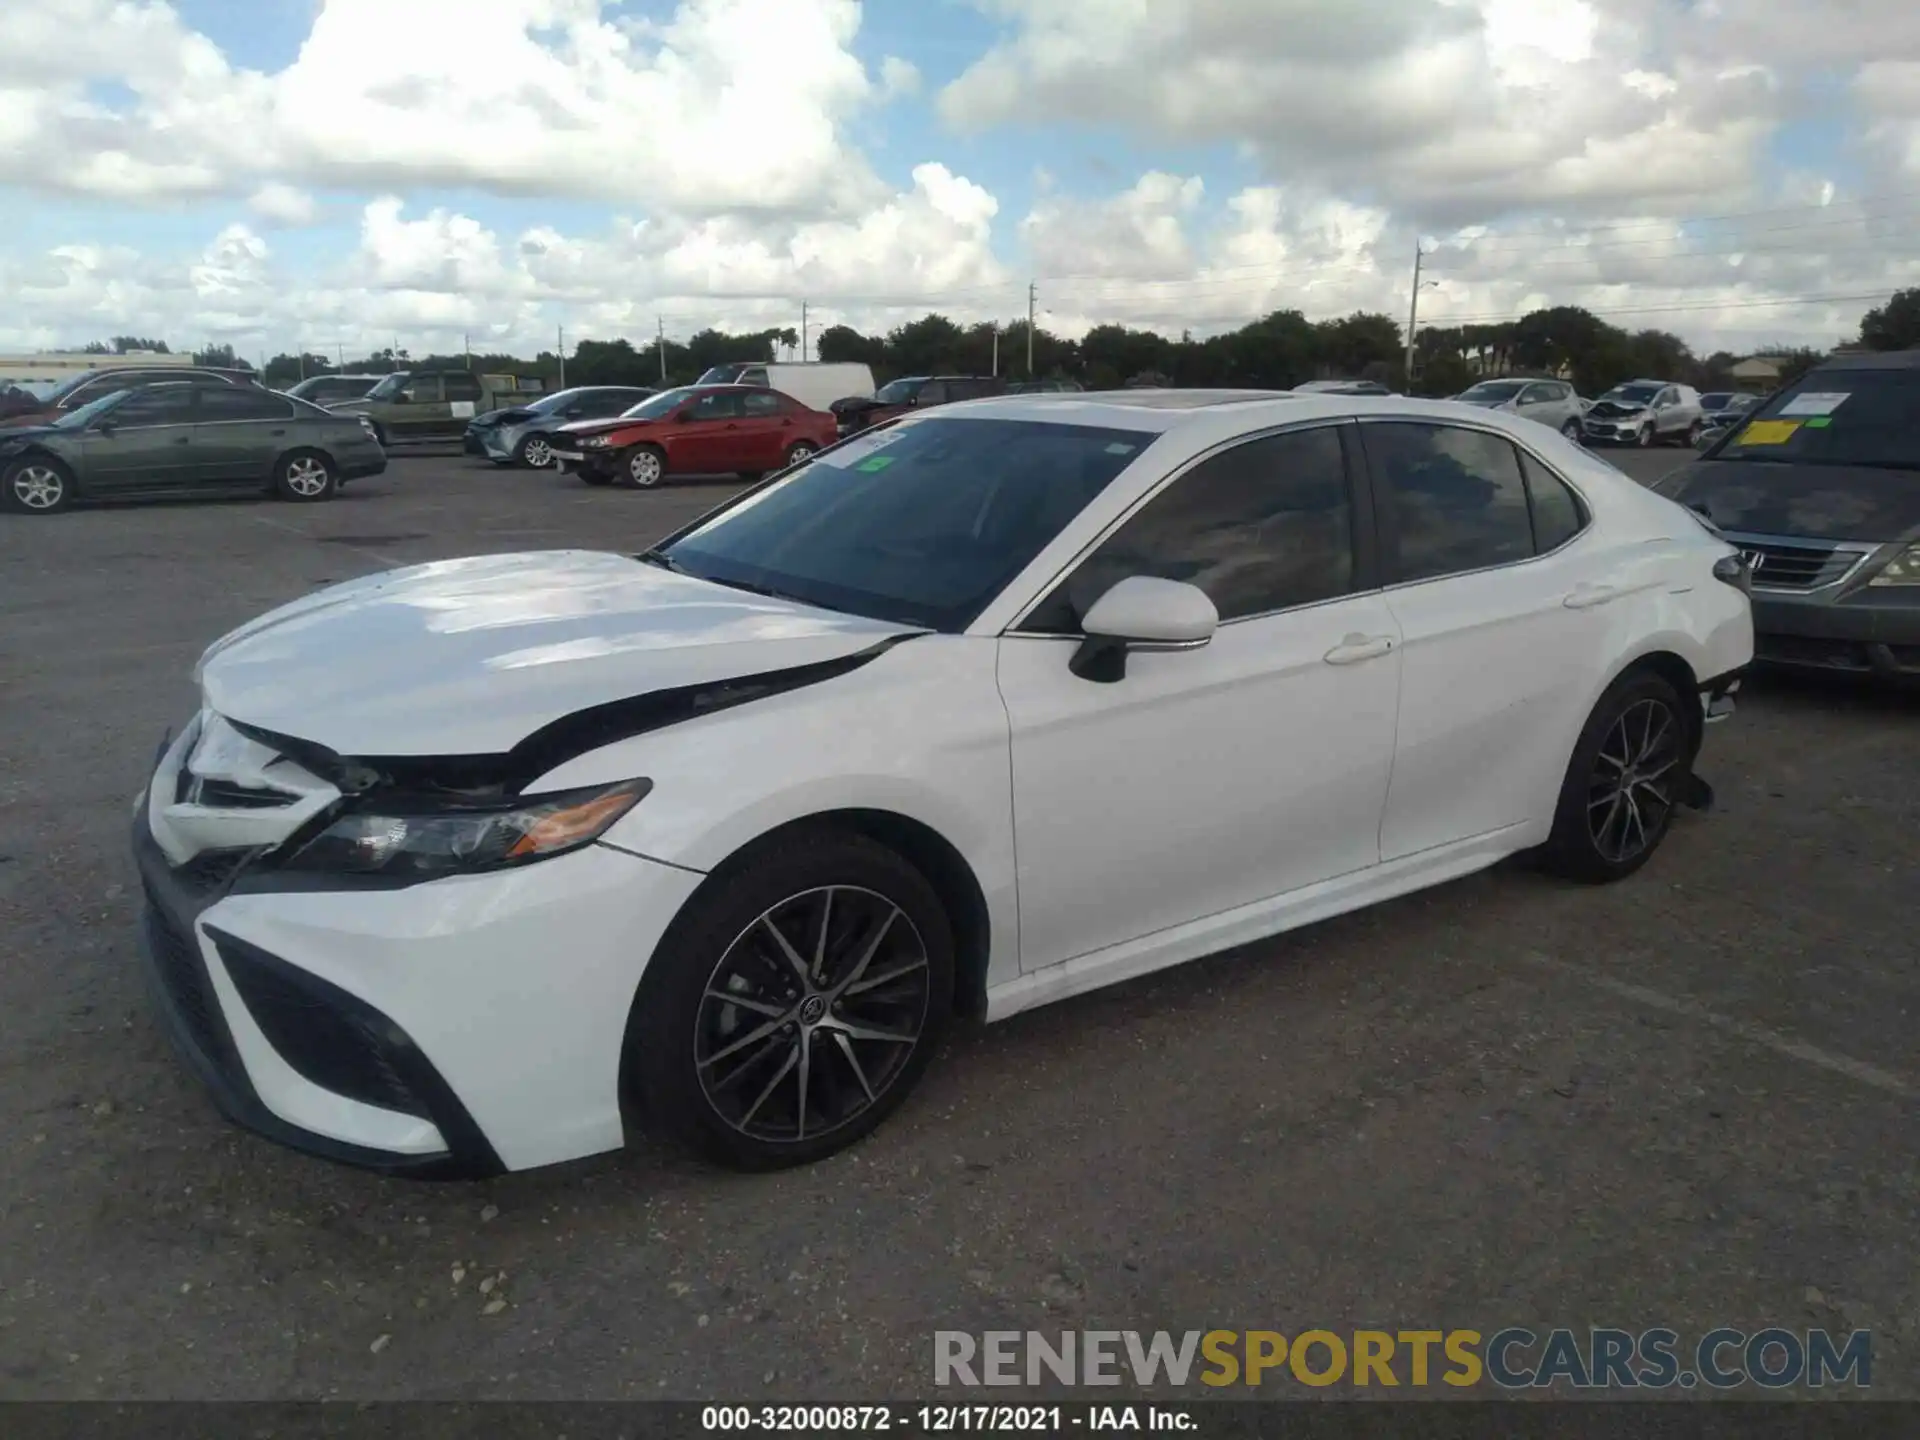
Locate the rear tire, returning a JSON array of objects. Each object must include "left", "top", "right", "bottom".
[
  {"left": 785, "top": 441, "right": 819, "bottom": 466},
  {"left": 627, "top": 828, "right": 954, "bottom": 1170},
  {"left": 274, "top": 451, "right": 337, "bottom": 503},
  {"left": 2, "top": 456, "right": 74, "bottom": 514},
  {"left": 1539, "top": 669, "right": 1692, "bottom": 884}
]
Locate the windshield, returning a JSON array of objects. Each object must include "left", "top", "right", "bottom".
[
  {"left": 1707, "top": 369, "right": 1920, "bottom": 473},
  {"left": 657, "top": 417, "right": 1156, "bottom": 630},
  {"left": 1459, "top": 381, "right": 1526, "bottom": 402},
  {"left": 1699, "top": 393, "right": 1732, "bottom": 409},
  {"left": 874, "top": 378, "right": 925, "bottom": 404},
  {"left": 621, "top": 387, "right": 693, "bottom": 420},
  {"left": 698, "top": 364, "right": 751, "bottom": 384},
  {"left": 52, "top": 390, "right": 130, "bottom": 428},
  {"left": 1601, "top": 384, "right": 1661, "bottom": 406},
  {"left": 365, "top": 373, "right": 409, "bottom": 401}
]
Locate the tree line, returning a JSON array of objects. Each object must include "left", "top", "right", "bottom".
[{"left": 89, "top": 287, "right": 1920, "bottom": 399}]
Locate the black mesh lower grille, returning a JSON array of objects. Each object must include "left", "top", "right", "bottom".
[
  {"left": 1755, "top": 634, "right": 1873, "bottom": 670},
  {"left": 216, "top": 942, "right": 426, "bottom": 1118}
]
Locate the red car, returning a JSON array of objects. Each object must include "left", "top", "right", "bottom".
[{"left": 551, "top": 384, "right": 838, "bottom": 489}]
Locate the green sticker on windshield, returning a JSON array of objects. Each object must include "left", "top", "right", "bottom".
[
  {"left": 1803, "top": 416, "right": 1833, "bottom": 428},
  {"left": 855, "top": 455, "right": 896, "bottom": 473}
]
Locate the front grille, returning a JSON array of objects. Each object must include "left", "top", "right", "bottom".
[
  {"left": 1736, "top": 540, "right": 1866, "bottom": 592},
  {"left": 216, "top": 939, "right": 427, "bottom": 1118},
  {"left": 142, "top": 897, "right": 232, "bottom": 1068}
]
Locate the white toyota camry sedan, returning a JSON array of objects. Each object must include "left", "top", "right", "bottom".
[{"left": 134, "top": 390, "right": 1754, "bottom": 1176}]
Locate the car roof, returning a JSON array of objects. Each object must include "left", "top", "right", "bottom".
[
  {"left": 931, "top": 388, "right": 1553, "bottom": 436},
  {"left": 1810, "top": 350, "right": 1920, "bottom": 372}
]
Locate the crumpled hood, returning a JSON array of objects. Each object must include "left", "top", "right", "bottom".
[
  {"left": 556, "top": 416, "right": 657, "bottom": 439},
  {"left": 195, "top": 550, "right": 917, "bottom": 758},
  {"left": 1590, "top": 399, "right": 1649, "bottom": 419}
]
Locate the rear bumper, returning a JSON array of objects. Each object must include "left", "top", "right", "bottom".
[
  {"left": 1750, "top": 590, "right": 1920, "bottom": 678},
  {"left": 340, "top": 451, "right": 387, "bottom": 480}
]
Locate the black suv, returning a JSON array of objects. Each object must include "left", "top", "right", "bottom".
[
  {"left": 1654, "top": 350, "right": 1920, "bottom": 681},
  {"left": 831, "top": 375, "right": 1006, "bottom": 434}
]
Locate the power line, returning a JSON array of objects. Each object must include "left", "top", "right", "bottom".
[{"left": 1415, "top": 290, "right": 1902, "bottom": 327}]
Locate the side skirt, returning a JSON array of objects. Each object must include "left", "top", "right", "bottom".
[{"left": 982, "top": 822, "right": 1538, "bottom": 1023}]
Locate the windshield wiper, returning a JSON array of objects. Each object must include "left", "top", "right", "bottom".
[
  {"left": 635, "top": 548, "right": 688, "bottom": 573},
  {"left": 700, "top": 574, "right": 822, "bottom": 606}
]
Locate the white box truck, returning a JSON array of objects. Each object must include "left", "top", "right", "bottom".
[{"left": 695, "top": 361, "right": 876, "bottom": 413}]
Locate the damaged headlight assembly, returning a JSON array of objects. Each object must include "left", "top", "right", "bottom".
[{"left": 282, "top": 779, "right": 651, "bottom": 879}]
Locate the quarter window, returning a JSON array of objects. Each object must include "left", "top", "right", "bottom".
[
  {"left": 742, "top": 391, "right": 782, "bottom": 417},
  {"left": 443, "top": 373, "right": 482, "bottom": 403},
  {"left": 1519, "top": 451, "right": 1588, "bottom": 551},
  {"left": 1023, "top": 425, "right": 1356, "bottom": 631},
  {"left": 1364, "top": 422, "right": 1534, "bottom": 583}
]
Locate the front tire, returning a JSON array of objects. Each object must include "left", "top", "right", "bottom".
[
  {"left": 515, "top": 434, "right": 556, "bottom": 469},
  {"left": 628, "top": 828, "right": 954, "bottom": 1170},
  {"left": 785, "top": 441, "right": 819, "bottom": 467},
  {"left": 1684, "top": 420, "right": 1703, "bottom": 447},
  {"left": 622, "top": 445, "right": 666, "bottom": 489},
  {"left": 1635, "top": 423, "right": 1654, "bottom": 448},
  {"left": 3, "top": 457, "right": 75, "bottom": 513},
  {"left": 1539, "top": 670, "right": 1692, "bottom": 884},
  {"left": 275, "top": 451, "right": 337, "bottom": 502},
  {"left": 1560, "top": 418, "right": 1582, "bottom": 443}
]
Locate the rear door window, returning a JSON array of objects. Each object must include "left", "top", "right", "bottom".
[{"left": 1363, "top": 422, "right": 1535, "bottom": 583}]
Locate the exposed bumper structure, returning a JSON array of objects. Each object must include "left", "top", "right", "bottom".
[{"left": 134, "top": 717, "right": 705, "bottom": 1177}]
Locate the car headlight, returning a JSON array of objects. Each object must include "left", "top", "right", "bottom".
[
  {"left": 1868, "top": 544, "right": 1920, "bottom": 587},
  {"left": 580, "top": 435, "right": 610, "bottom": 449},
  {"left": 282, "top": 780, "right": 650, "bottom": 878}
]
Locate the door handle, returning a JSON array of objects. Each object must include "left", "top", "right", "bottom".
[
  {"left": 1323, "top": 633, "right": 1395, "bottom": 665},
  {"left": 269, "top": 428, "right": 286, "bottom": 436},
  {"left": 1563, "top": 583, "right": 1621, "bottom": 610},
  {"left": 172, "top": 436, "right": 191, "bottom": 445}
]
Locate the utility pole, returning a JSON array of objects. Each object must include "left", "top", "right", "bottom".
[
  {"left": 800, "top": 301, "right": 808, "bottom": 363},
  {"left": 1026, "top": 282, "right": 1037, "bottom": 377},
  {"left": 658, "top": 317, "right": 667, "bottom": 383},
  {"left": 1404, "top": 243, "right": 1426, "bottom": 391},
  {"left": 557, "top": 325, "right": 566, "bottom": 390},
  {"left": 336, "top": 342, "right": 344, "bottom": 370},
  {"left": 464, "top": 333, "right": 471, "bottom": 370},
  {"left": 991, "top": 322, "right": 999, "bottom": 377}
]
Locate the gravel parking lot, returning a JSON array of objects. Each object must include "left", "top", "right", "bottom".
[{"left": 2, "top": 448, "right": 1915, "bottom": 1400}]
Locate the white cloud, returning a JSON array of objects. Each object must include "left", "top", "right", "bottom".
[
  {"left": 0, "top": 0, "right": 891, "bottom": 215},
  {"left": 248, "top": 184, "right": 318, "bottom": 227}
]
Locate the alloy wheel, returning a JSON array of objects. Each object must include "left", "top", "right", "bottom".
[
  {"left": 628, "top": 449, "right": 663, "bottom": 487},
  {"left": 11, "top": 465, "right": 65, "bottom": 510},
  {"left": 695, "top": 885, "right": 932, "bottom": 1143},
  {"left": 1587, "top": 697, "right": 1681, "bottom": 864},
  {"left": 523, "top": 436, "right": 553, "bottom": 468},
  {"left": 284, "top": 456, "right": 331, "bottom": 497}
]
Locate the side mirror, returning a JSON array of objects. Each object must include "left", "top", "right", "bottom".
[
  {"left": 95, "top": 421, "right": 117, "bottom": 436},
  {"left": 1070, "top": 577, "right": 1218, "bottom": 683}
]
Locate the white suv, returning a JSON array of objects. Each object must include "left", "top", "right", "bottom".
[{"left": 1583, "top": 381, "right": 1705, "bottom": 447}]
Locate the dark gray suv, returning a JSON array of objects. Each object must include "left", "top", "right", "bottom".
[{"left": 1653, "top": 350, "right": 1920, "bottom": 681}]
